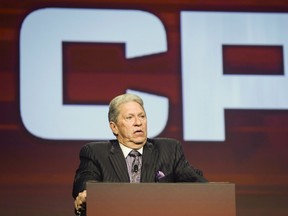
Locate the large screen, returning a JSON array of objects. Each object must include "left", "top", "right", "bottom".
[{"left": 1, "top": 1, "right": 288, "bottom": 216}]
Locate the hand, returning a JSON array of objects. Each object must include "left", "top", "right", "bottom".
[{"left": 74, "top": 190, "right": 87, "bottom": 215}]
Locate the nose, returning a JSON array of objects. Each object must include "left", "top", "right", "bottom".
[{"left": 134, "top": 117, "right": 142, "bottom": 125}]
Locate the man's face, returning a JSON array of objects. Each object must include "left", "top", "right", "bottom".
[{"left": 110, "top": 101, "right": 147, "bottom": 149}]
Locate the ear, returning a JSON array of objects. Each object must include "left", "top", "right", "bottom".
[{"left": 109, "top": 121, "right": 118, "bottom": 136}]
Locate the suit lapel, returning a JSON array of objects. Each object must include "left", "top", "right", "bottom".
[
  {"left": 141, "top": 140, "right": 159, "bottom": 182},
  {"left": 109, "top": 141, "right": 130, "bottom": 182}
]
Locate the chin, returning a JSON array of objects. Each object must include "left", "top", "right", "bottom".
[{"left": 134, "top": 137, "right": 146, "bottom": 145}]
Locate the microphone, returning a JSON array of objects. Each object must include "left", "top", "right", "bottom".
[{"left": 133, "top": 164, "right": 139, "bottom": 172}]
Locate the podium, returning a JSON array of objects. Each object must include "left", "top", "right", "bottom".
[{"left": 86, "top": 182, "right": 236, "bottom": 216}]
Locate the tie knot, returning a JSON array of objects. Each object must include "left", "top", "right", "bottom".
[{"left": 129, "top": 150, "right": 140, "bottom": 157}]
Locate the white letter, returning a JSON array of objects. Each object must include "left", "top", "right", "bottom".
[
  {"left": 20, "top": 8, "right": 168, "bottom": 140},
  {"left": 181, "top": 12, "right": 288, "bottom": 141}
]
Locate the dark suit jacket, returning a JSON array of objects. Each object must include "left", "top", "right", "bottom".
[{"left": 72, "top": 137, "right": 207, "bottom": 198}]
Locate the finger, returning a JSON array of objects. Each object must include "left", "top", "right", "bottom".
[
  {"left": 81, "top": 190, "right": 87, "bottom": 199},
  {"left": 74, "top": 199, "right": 80, "bottom": 210},
  {"left": 79, "top": 190, "right": 87, "bottom": 203},
  {"left": 74, "top": 190, "right": 87, "bottom": 210}
]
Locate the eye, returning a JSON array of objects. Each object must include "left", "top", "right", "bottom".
[{"left": 126, "top": 116, "right": 133, "bottom": 120}]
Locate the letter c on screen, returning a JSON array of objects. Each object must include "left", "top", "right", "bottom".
[{"left": 20, "top": 8, "right": 168, "bottom": 140}]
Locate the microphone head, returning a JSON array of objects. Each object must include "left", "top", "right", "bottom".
[{"left": 133, "top": 164, "right": 139, "bottom": 172}]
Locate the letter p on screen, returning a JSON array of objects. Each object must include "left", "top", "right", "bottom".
[{"left": 181, "top": 12, "right": 288, "bottom": 141}]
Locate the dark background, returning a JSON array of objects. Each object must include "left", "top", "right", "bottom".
[{"left": 1, "top": 0, "right": 288, "bottom": 216}]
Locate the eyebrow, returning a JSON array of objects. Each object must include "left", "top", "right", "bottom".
[{"left": 126, "top": 111, "right": 145, "bottom": 116}]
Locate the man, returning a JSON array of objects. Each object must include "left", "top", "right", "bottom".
[{"left": 72, "top": 93, "right": 207, "bottom": 215}]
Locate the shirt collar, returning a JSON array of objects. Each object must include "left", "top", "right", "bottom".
[{"left": 119, "top": 142, "right": 143, "bottom": 158}]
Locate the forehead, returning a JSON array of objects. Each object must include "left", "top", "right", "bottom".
[{"left": 118, "top": 101, "right": 145, "bottom": 114}]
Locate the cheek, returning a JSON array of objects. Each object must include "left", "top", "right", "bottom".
[
  {"left": 118, "top": 123, "right": 132, "bottom": 135},
  {"left": 125, "top": 125, "right": 134, "bottom": 134},
  {"left": 125, "top": 125, "right": 135, "bottom": 136}
]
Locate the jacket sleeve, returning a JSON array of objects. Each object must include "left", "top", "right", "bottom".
[
  {"left": 72, "top": 144, "right": 103, "bottom": 199},
  {"left": 173, "top": 140, "right": 208, "bottom": 183}
]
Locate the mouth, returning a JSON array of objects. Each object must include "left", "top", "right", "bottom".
[{"left": 134, "top": 129, "right": 144, "bottom": 135}]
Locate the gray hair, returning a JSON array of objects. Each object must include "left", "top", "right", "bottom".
[{"left": 108, "top": 93, "right": 145, "bottom": 123}]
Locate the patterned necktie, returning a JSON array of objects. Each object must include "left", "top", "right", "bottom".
[{"left": 127, "top": 150, "right": 141, "bottom": 183}]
